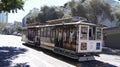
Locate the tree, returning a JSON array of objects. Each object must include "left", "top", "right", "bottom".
[
  {"left": 113, "top": 12, "right": 120, "bottom": 26},
  {"left": 40, "top": 6, "right": 59, "bottom": 23},
  {"left": 36, "top": 13, "right": 46, "bottom": 23},
  {"left": 16, "top": 26, "right": 22, "bottom": 32},
  {"left": 69, "top": 0, "right": 75, "bottom": 8},
  {"left": 33, "top": 6, "right": 64, "bottom": 23},
  {"left": 0, "top": 0, "right": 25, "bottom": 13},
  {"left": 26, "top": 17, "right": 33, "bottom": 24},
  {"left": 87, "top": 0, "right": 113, "bottom": 23},
  {"left": 111, "top": 3, "right": 120, "bottom": 26},
  {"left": 69, "top": 0, "right": 112, "bottom": 24},
  {"left": 71, "top": 4, "right": 86, "bottom": 18}
]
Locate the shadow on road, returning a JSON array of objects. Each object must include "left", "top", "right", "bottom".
[
  {"left": 0, "top": 46, "right": 29, "bottom": 67},
  {"left": 23, "top": 44, "right": 116, "bottom": 67}
]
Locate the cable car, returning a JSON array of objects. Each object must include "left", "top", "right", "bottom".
[{"left": 22, "top": 18, "right": 103, "bottom": 61}]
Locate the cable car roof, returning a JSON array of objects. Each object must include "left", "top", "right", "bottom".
[
  {"left": 47, "top": 21, "right": 98, "bottom": 26},
  {"left": 63, "top": 21, "right": 97, "bottom": 26},
  {"left": 27, "top": 21, "right": 101, "bottom": 28}
]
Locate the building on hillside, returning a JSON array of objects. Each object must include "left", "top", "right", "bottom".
[
  {"left": 22, "top": 8, "right": 40, "bottom": 27},
  {"left": 22, "top": 14, "right": 29, "bottom": 27},
  {"left": 0, "top": 12, "right": 8, "bottom": 23},
  {"left": 0, "top": 12, "right": 8, "bottom": 33}
]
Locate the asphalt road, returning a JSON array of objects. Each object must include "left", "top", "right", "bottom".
[{"left": 0, "top": 34, "right": 119, "bottom": 67}]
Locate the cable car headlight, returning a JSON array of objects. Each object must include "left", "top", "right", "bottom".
[{"left": 81, "top": 43, "right": 87, "bottom": 50}]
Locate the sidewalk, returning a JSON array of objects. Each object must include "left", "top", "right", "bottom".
[
  {"left": 102, "top": 47, "right": 120, "bottom": 56},
  {"left": 95, "top": 47, "right": 120, "bottom": 67}
]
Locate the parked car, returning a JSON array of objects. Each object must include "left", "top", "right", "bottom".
[{"left": 17, "top": 33, "right": 22, "bottom": 36}]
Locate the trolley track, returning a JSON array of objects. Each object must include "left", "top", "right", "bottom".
[{"left": 23, "top": 44, "right": 116, "bottom": 67}]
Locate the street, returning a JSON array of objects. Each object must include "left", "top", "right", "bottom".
[{"left": 0, "top": 34, "right": 120, "bottom": 67}]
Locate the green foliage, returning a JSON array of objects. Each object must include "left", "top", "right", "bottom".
[
  {"left": 111, "top": 3, "right": 120, "bottom": 26},
  {"left": 36, "top": 13, "right": 45, "bottom": 23},
  {"left": 16, "top": 26, "right": 22, "bottom": 32},
  {"left": 0, "top": 0, "right": 24, "bottom": 13},
  {"left": 26, "top": 0, "right": 114, "bottom": 25},
  {"left": 2, "top": 28, "right": 8, "bottom": 33},
  {"left": 37, "top": 6, "right": 63, "bottom": 23},
  {"left": 115, "top": 13, "right": 120, "bottom": 25},
  {"left": 2, "top": 27, "right": 10, "bottom": 34},
  {"left": 71, "top": 4, "right": 86, "bottom": 18},
  {"left": 26, "top": 17, "right": 34, "bottom": 24},
  {"left": 70, "top": 0, "right": 113, "bottom": 23},
  {"left": 26, "top": 6, "right": 64, "bottom": 24},
  {"left": 89, "top": 0, "right": 113, "bottom": 21},
  {"left": 0, "top": 26, "right": 2, "bottom": 31},
  {"left": 69, "top": 0, "right": 75, "bottom": 8}
]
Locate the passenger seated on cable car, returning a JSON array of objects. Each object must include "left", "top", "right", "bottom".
[
  {"left": 63, "top": 30, "right": 66, "bottom": 43},
  {"left": 69, "top": 30, "right": 74, "bottom": 44},
  {"left": 66, "top": 30, "right": 69, "bottom": 43},
  {"left": 58, "top": 30, "right": 62, "bottom": 40},
  {"left": 89, "top": 36, "right": 94, "bottom": 40},
  {"left": 73, "top": 31, "right": 77, "bottom": 45},
  {"left": 58, "top": 30, "right": 63, "bottom": 47},
  {"left": 35, "top": 36, "right": 39, "bottom": 46},
  {"left": 89, "top": 29, "right": 94, "bottom": 40}
]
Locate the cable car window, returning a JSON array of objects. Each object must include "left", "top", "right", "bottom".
[
  {"left": 51, "top": 27, "right": 53, "bottom": 37},
  {"left": 38, "top": 29, "right": 40, "bottom": 36},
  {"left": 50, "top": 27, "right": 54, "bottom": 43},
  {"left": 41, "top": 28, "right": 43, "bottom": 37},
  {"left": 63, "top": 29, "right": 66, "bottom": 42},
  {"left": 44, "top": 27, "right": 46, "bottom": 37},
  {"left": 47, "top": 27, "right": 50, "bottom": 37},
  {"left": 40, "top": 28, "right": 41, "bottom": 37},
  {"left": 89, "top": 27, "right": 94, "bottom": 40},
  {"left": 46, "top": 27, "right": 50, "bottom": 37},
  {"left": 43, "top": 27, "right": 45, "bottom": 37},
  {"left": 52, "top": 27, "right": 56, "bottom": 38},
  {"left": 46, "top": 27, "right": 47, "bottom": 37},
  {"left": 80, "top": 26, "right": 88, "bottom": 40},
  {"left": 96, "top": 28, "right": 102, "bottom": 40},
  {"left": 66, "top": 27, "right": 70, "bottom": 43}
]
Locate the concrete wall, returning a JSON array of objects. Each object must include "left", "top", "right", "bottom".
[{"left": 104, "top": 27, "right": 120, "bottom": 49}]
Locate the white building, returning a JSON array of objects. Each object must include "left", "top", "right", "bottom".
[
  {"left": 22, "top": 8, "right": 40, "bottom": 27},
  {"left": 0, "top": 12, "right": 8, "bottom": 23}
]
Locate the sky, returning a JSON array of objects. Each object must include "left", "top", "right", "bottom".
[{"left": 8, "top": 0, "right": 70, "bottom": 23}]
